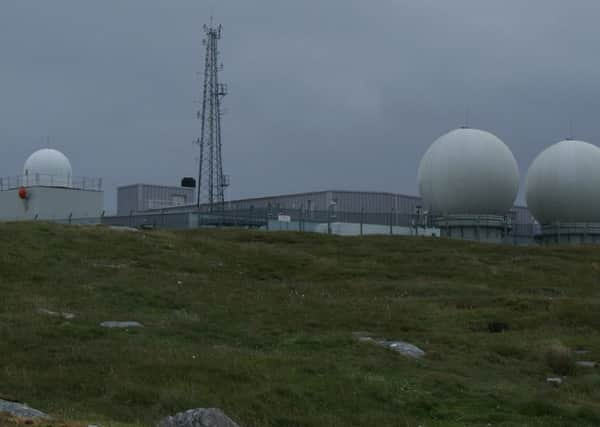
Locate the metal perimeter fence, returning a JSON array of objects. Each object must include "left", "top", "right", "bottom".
[{"left": 47, "top": 206, "right": 541, "bottom": 245}]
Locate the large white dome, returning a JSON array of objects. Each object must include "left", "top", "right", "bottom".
[
  {"left": 526, "top": 140, "right": 600, "bottom": 224},
  {"left": 23, "top": 149, "right": 72, "bottom": 187},
  {"left": 418, "top": 128, "right": 520, "bottom": 215}
]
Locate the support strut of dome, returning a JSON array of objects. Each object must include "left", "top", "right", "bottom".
[
  {"left": 536, "top": 222, "right": 600, "bottom": 245},
  {"left": 433, "top": 214, "right": 512, "bottom": 244}
]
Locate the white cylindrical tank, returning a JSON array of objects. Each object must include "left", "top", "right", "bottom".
[
  {"left": 418, "top": 128, "right": 520, "bottom": 215},
  {"left": 23, "top": 148, "right": 73, "bottom": 187},
  {"left": 526, "top": 139, "right": 600, "bottom": 224}
]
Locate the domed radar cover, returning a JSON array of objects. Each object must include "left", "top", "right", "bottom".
[
  {"left": 23, "top": 149, "right": 73, "bottom": 187},
  {"left": 526, "top": 140, "right": 600, "bottom": 224},
  {"left": 417, "top": 128, "right": 519, "bottom": 215}
]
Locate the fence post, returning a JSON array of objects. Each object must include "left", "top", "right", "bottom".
[
  {"left": 68, "top": 213, "right": 72, "bottom": 225},
  {"left": 390, "top": 208, "right": 394, "bottom": 235},
  {"left": 360, "top": 207, "right": 364, "bottom": 236}
]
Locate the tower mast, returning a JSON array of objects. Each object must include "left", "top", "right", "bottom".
[{"left": 196, "top": 21, "right": 228, "bottom": 210}]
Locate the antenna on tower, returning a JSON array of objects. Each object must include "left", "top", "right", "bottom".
[{"left": 195, "top": 19, "right": 229, "bottom": 211}]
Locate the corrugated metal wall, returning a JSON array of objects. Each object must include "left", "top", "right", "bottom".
[
  {"left": 224, "top": 191, "right": 331, "bottom": 211},
  {"left": 117, "top": 184, "right": 194, "bottom": 215},
  {"left": 224, "top": 191, "right": 424, "bottom": 216}
]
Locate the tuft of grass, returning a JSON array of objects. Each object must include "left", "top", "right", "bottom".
[{"left": 545, "top": 340, "right": 575, "bottom": 376}]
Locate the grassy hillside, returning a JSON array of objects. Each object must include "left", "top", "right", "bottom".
[{"left": 1, "top": 223, "right": 600, "bottom": 426}]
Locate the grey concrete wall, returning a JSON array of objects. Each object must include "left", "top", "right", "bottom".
[
  {"left": 117, "top": 185, "right": 141, "bottom": 216},
  {"left": 266, "top": 219, "right": 440, "bottom": 237},
  {"left": 0, "top": 187, "right": 103, "bottom": 221}
]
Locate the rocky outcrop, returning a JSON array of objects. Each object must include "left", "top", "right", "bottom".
[{"left": 158, "top": 408, "right": 240, "bottom": 427}]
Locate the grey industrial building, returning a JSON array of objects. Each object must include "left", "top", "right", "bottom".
[
  {"left": 224, "top": 190, "right": 530, "bottom": 220},
  {"left": 116, "top": 187, "right": 537, "bottom": 237},
  {"left": 224, "top": 190, "right": 421, "bottom": 216},
  {"left": 117, "top": 184, "right": 195, "bottom": 216}
]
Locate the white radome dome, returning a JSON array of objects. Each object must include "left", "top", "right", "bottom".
[
  {"left": 23, "top": 148, "right": 72, "bottom": 187},
  {"left": 526, "top": 140, "right": 600, "bottom": 224},
  {"left": 418, "top": 128, "right": 520, "bottom": 215}
]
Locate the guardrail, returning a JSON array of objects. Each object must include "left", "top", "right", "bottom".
[{"left": 0, "top": 174, "right": 102, "bottom": 191}]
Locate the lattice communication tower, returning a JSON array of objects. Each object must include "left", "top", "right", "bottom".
[{"left": 196, "top": 21, "right": 229, "bottom": 210}]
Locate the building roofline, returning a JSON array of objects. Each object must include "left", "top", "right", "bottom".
[
  {"left": 225, "top": 189, "right": 422, "bottom": 204},
  {"left": 118, "top": 183, "right": 193, "bottom": 190}
]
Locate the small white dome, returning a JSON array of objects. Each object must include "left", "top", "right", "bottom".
[
  {"left": 23, "top": 149, "right": 72, "bottom": 187},
  {"left": 418, "top": 128, "right": 520, "bottom": 215},
  {"left": 526, "top": 140, "right": 600, "bottom": 224}
]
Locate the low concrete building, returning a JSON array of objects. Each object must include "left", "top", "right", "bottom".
[{"left": 0, "top": 149, "right": 103, "bottom": 221}]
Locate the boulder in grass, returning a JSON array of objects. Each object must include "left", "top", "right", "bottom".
[
  {"left": 0, "top": 399, "right": 47, "bottom": 419},
  {"left": 158, "top": 408, "right": 240, "bottom": 427},
  {"left": 353, "top": 332, "right": 426, "bottom": 359}
]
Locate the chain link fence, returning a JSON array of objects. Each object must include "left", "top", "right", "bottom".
[{"left": 43, "top": 206, "right": 539, "bottom": 245}]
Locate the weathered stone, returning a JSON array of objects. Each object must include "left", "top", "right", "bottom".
[
  {"left": 385, "top": 341, "right": 426, "bottom": 358},
  {"left": 576, "top": 361, "right": 597, "bottom": 368},
  {"left": 353, "top": 332, "right": 425, "bottom": 358},
  {"left": 38, "top": 308, "right": 76, "bottom": 320},
  {"left": 158, "top": 408, "right": 240, "bottom": 427},
  {"left": 0, "top": 399, "right": 47, "bottom": 418},
  {"left": 100, "top": 321, "right": 144, "bottom": 328}
]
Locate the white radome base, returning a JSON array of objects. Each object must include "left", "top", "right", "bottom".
[
  {"left": 537, "top": 223, "right": 600, "bottom": 245},
  {"left": 434, "top": 214, "right": 511, "bottom": 244}
]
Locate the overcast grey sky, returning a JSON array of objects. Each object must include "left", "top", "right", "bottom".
[{"left": 1, "top": 0, "right": 599, "bottom": 212}]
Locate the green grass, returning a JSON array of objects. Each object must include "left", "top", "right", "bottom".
[{"left": 2, "top": 223, "right": 600, "bottom": 426}]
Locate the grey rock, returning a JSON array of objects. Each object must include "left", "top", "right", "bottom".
[
  {"left": 547, "top": 377, "right": 563, "bottom": 386},
  {"left": 353, "top": 332, "right": 425, "bottom": 358},
  {"left": 576, "top": 361, "right": 597, "bottom": 368},
  {"left": 385, "top": 340, "right": 426, "bottom": 358},
  {"left": 0, "top": 399, "right": 47, "bottom": 418},
  {"left": 158, "top": 408, "right": 240, "bottom": 427},
  {"left": 38, "top": 308, "right": 76, "bottom": 320},
  {"left": 100, "top": 321, "right": 144, "bottom": 328},
  {"left": 575, "top": 350, "right": 590, "bottom": 356}
]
